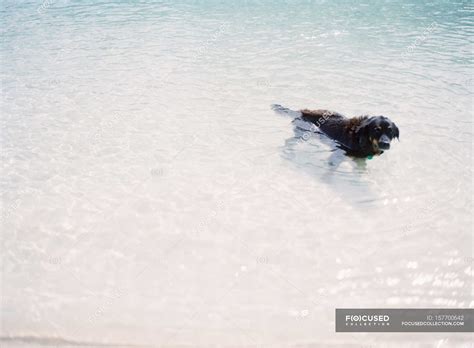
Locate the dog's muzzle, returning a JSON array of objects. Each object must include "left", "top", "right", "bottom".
[{"left": 378, "top": 134, "right": 391, "bottom": 150}]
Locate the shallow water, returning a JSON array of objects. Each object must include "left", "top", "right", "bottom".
[{"left": 1, "top": 0, "right": 473, "bottom": 347}]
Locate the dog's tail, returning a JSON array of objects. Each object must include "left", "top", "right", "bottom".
[{"left": 271, "top": 104, "right": 302, "bottom": 118}]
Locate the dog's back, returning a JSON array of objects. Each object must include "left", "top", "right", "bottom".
[
  {"left": 273, "top": 104, "right": 360, "bottom": 152},
  {"left": 300, "top": 109, "right": 353, "bottom": 145}
]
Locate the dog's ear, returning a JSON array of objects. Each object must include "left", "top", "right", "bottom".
[{"left": 392, "top": 123, "right": 400, "bottom": 140}]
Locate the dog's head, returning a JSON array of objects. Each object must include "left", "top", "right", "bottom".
[{"left": 356, "top": 116, "right": 399, "bottom": 154}]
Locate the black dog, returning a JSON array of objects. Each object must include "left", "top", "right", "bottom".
[{"left": 272, "top": 104, "right": 399, "bottom": 157}]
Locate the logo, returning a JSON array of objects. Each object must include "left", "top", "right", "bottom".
[{"left": 344, "top": 314, "right": 390, "bottom": 327}]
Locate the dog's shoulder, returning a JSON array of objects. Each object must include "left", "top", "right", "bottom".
[{"left": 344, "top": 115, "right": 370, "bottom": 135}]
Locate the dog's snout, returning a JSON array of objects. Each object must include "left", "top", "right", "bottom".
[{"left": 378, "top": 134, "right": 391, "bottom": 150}]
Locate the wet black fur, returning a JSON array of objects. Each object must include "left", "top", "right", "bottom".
[{"left": 273, "top": 104, "right": 399, "bottom": 157}]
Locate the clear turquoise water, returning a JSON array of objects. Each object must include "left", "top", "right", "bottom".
[{"left": 1, "top": 1, "right": 473, "bottom": 347}]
